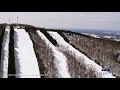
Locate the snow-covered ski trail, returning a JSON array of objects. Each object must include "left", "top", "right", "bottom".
[
  {"left": 0, "top": 28, "right": 10, "bottom": 78},
  {"left": 37, "top": 30, "right": 71, "bottom": 78},
  {"left": 48, "top": 31, "right": 115, "bottom": 78},
  {"left": 14, "top": 29, "right": 40, "bottom": 78}
]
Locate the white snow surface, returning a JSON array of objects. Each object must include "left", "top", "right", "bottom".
[
  {"left": 48, "top": 31, "right": 115, "bottom": 78},
  {"left": 0, "top": 28, "right": 10, "bottom": 78},
  {"left": 37, "top": 30, "right": 71, "bottom": 78},
  {"left": 82, "top": 33, "right": 100, "bottom": 38},
  {"left": 103, "top": 36, "right": 115, "bottom": 38},
  {"left": 14, "top": 29, "right": 40, "bottom": 78},
  {"left": 114, "top": 39, "right": 120, "bottom": 41}
]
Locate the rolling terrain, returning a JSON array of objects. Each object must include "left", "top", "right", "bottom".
[{"left": 0, "top": 24, "right": 118, "bottom": 78}]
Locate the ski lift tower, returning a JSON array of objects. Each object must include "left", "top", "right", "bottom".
[
  {"left": 17, "top": 17, "right": 19, "bottom": 24},
  {"left": 9, "top": 18, "right": 10, "bottom": 25},
  {"left": 17, "top": 16, "right": 20, "bottom": 29}
]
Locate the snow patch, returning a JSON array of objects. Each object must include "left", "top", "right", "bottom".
[
  {"left": 14, "top": 29, "right": 40, "bottom": 78},
  {"left": 113, "top": 39, "right": 120, "bottom": 41},
  {"left": 103, "top": 36, "right": 114, "bottom": 38},
  {"left": 82, "top": 33, "right": 100, "bottom": 38},
  {"left": 37, "top": 30, "right": 71, "bottom": 78}
]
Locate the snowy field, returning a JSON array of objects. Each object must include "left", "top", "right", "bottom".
[
  {"left": 0, "top": 28, "right": 10, "bottom": 78},
  {"left": 37, "top": 30, "right": 71, "bottom": 78},
  {"left": 82, "top": 33, "right": 100, "bottom": 38},
  {"left": 14, "top": 29, "right": 40, "bottom": 78},
  {"left": 48, "top": 31, "right": 115, "bottom": 78}
]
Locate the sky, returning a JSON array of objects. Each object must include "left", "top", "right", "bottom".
[{"left": 0, "top": 12, "right": 120, "bottom": 30}]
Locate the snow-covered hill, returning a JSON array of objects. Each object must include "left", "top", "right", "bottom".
[{"left": 0, "top": 24, "right": 118, "bottom": 78}]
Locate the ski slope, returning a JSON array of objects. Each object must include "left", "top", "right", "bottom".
[
  {"left": 0, "top": 28, "right": 10, "bottom": 78},
  {"left": 14, "top": 29, "right": 40, "bottom": 78},
  {"left": 48, "top": 31, "right": 115, "bottom": 78},
  {"left": 37, "top": 30, "right": 71, "bottom": 78}
]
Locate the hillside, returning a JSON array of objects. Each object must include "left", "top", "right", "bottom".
[{"left": 0, "top": 24, "right": 118, "bottom": 78}]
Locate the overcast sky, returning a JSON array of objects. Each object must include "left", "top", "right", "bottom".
[{"left": 0, "top": 12, "right": 120, "bottom": 30}]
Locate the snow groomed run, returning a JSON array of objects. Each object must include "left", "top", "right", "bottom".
[
  {"left": 0, "top": 27, "right": 10, "bottom": 78},
  {"left": 48, "top": 31, "right": 116, "bottom": 78},
  {"left": 37, "top": 30, "right": 71, "bottom": 78},
  {"left": 0, "top": 25, "right": 116, "bottom": 78},
  {"left": 14, "top": 29, "right": 40, "bottom": 78}
]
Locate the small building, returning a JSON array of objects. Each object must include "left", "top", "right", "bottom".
[
  {"left": 6, "top": 26, "right": 10, "bottom": 29},
  {"left": 20, "top": 26, "right": 25, "bottom": 29},
  {"left": 14, "top": 25, "right": 25, "bottom": 29}
]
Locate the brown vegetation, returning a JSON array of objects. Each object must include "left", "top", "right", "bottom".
[
  {"left": 58, "top": 46, "right": 99, "bottom": 78},
  {"left": 64, "top": 32, "right": 120, "bottom": 77},
  {"left": 28, "top": 30, "right": 58, "bottom": 78}
]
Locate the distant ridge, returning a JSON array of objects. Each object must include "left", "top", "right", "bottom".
[{"left": 49, "top": 28, "right": 120, "bottom": 32}]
